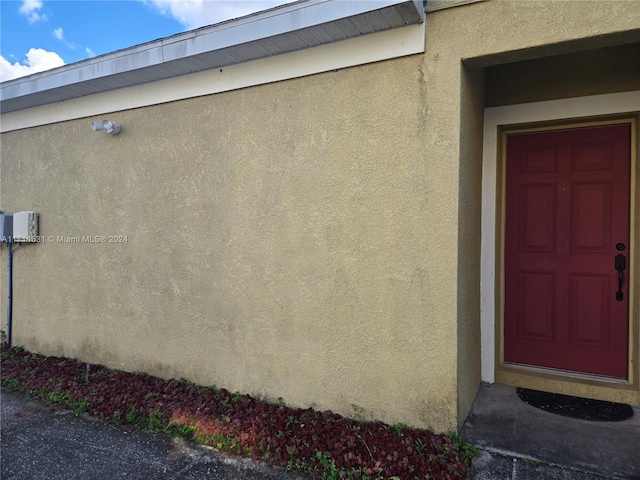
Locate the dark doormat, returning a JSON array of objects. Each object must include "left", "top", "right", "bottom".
[{"left": 517, "top": 388, "right": 634, "bottom": 421}]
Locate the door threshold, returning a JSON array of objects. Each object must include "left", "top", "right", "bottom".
[
  {"left": 496, "top": 363, "right": 640, "bottom": 406},
  {"left": 504, "top": 362, "right": 629, "bottom": 385}
]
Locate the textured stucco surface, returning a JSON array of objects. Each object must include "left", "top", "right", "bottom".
[
  {"left": 2, "top": 57, "right": 462, "bottom": 430},
  {"left": 1, "top": 0, "right": 639, "bottom": 431}
]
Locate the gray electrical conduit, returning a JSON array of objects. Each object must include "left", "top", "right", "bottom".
[{"left": 6, "top": 242, "right": 22, "bottom": 348}]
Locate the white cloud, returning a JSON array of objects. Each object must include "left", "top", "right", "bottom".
[
  {"left": 142, "top": 0, "right": 296, "bottom": 30},
  {"left": 86, "top": 47, "right": 96, "bottom": 58},
  {"left": 19, "top": 0, "right": 47, "bottom": 23},
  {"left": 53, "top": 27, "right": 78, "bottom": 49},
  {"left": 0, "top": 48, "right": 65, "bottom": 81}
]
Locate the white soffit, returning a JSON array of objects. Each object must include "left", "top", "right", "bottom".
[{"left": 0, "top": 0, "right": 424, "bottom": 115}]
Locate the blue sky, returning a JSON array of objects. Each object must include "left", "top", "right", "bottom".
[{"left": 1, "top": 0, "right": 295, "bottom": 81}]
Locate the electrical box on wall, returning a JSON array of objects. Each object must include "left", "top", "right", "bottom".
[
  {"left": 13, "top": 211, "right": 39, "bottom": 242},
  {"left": 1, "top": 214, "right": 13, "bottom": 243}
]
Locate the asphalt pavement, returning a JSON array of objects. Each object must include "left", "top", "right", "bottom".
[
  {"left": 1, "top": 390, "right": 305, "bottom": 480},
  {"left": 2, "top": 384, "right": 639, "bottom": 479}
]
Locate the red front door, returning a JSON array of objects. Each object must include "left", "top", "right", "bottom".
[{"left": 504, "top": 124, "right": 631, "bottom": 378}]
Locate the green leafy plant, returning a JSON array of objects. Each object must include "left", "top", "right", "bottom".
[
  {"left": 146, "top": 411, "right": 165, "bottom": 431},
  {"left": 313, "top": 451, "right": 384, "bottom": 480},
  {"left": 231, "top": 391, "right": 246, "bottom": 403},
  {"left": 126, "top": 407, "right": 141, "bottom": 424},
  {"left": 394, "top": 422, "right": 409, "bottom": 437},
  {"left": 2, "top": 378, "right": 19, "bottom": 388},
  {"left": 447, "top": 431, "right": 480, "bottom": 464},
  {"left": 180, "top": 377, "right": 195, "bottom": 387},
  {"left": 73, "top": 398, "right": 90, "bottom": 415},
  {"left": 165, "top": 421, "right": 197, "bottom": 441},
  {"left": 350, "top": 403, "right": 365, "bottom": 422}
]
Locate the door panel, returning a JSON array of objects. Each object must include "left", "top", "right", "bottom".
[
  {"left": 518, "top": 271, "right": 555, "bottom": 340},
  {"left": 568, "top": 273, "right": 610, "bottom": 347},
  {"left": 504, "top": 124, "right": 630, "bottom": 378},
  {"left": 570, "top": 182, "right": 611, "bottom": 252},
  {"left": 519, "top": 183, "right": 557, "bottom": 252}
]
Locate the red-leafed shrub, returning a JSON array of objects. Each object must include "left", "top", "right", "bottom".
[{"left": 1, "top": 345, "right": 477, "bottom": 479}]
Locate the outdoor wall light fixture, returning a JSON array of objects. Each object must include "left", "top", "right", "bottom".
[{"left": 91, "top": 119, "right": 121, "bottom": 135}]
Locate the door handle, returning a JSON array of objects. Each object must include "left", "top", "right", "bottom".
[{"left": 614, "top": 253, "right": 626, "bottom": 301}]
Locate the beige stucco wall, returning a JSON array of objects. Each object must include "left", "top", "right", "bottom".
[
  {"left": 1, "top": 0, "right": 639, "bottom": 431},
  {"left": 2, "top": 56, "right": 464, "bottom": 430}
]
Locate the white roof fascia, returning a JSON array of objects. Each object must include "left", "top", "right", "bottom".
[
  {"left": 0, "top": 0, "right": 424, "bottom": 114},
  {"left": 1, "top": 22, "right": 425, "bottom": 132}
]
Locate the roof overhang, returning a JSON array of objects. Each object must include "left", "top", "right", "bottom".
[{"left": 0, "top": 0, "right": 424, "bottom": 114}]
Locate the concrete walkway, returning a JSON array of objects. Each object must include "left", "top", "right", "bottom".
[{"left": 462, "top": 383, "right": 640, "bottom": 480}]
